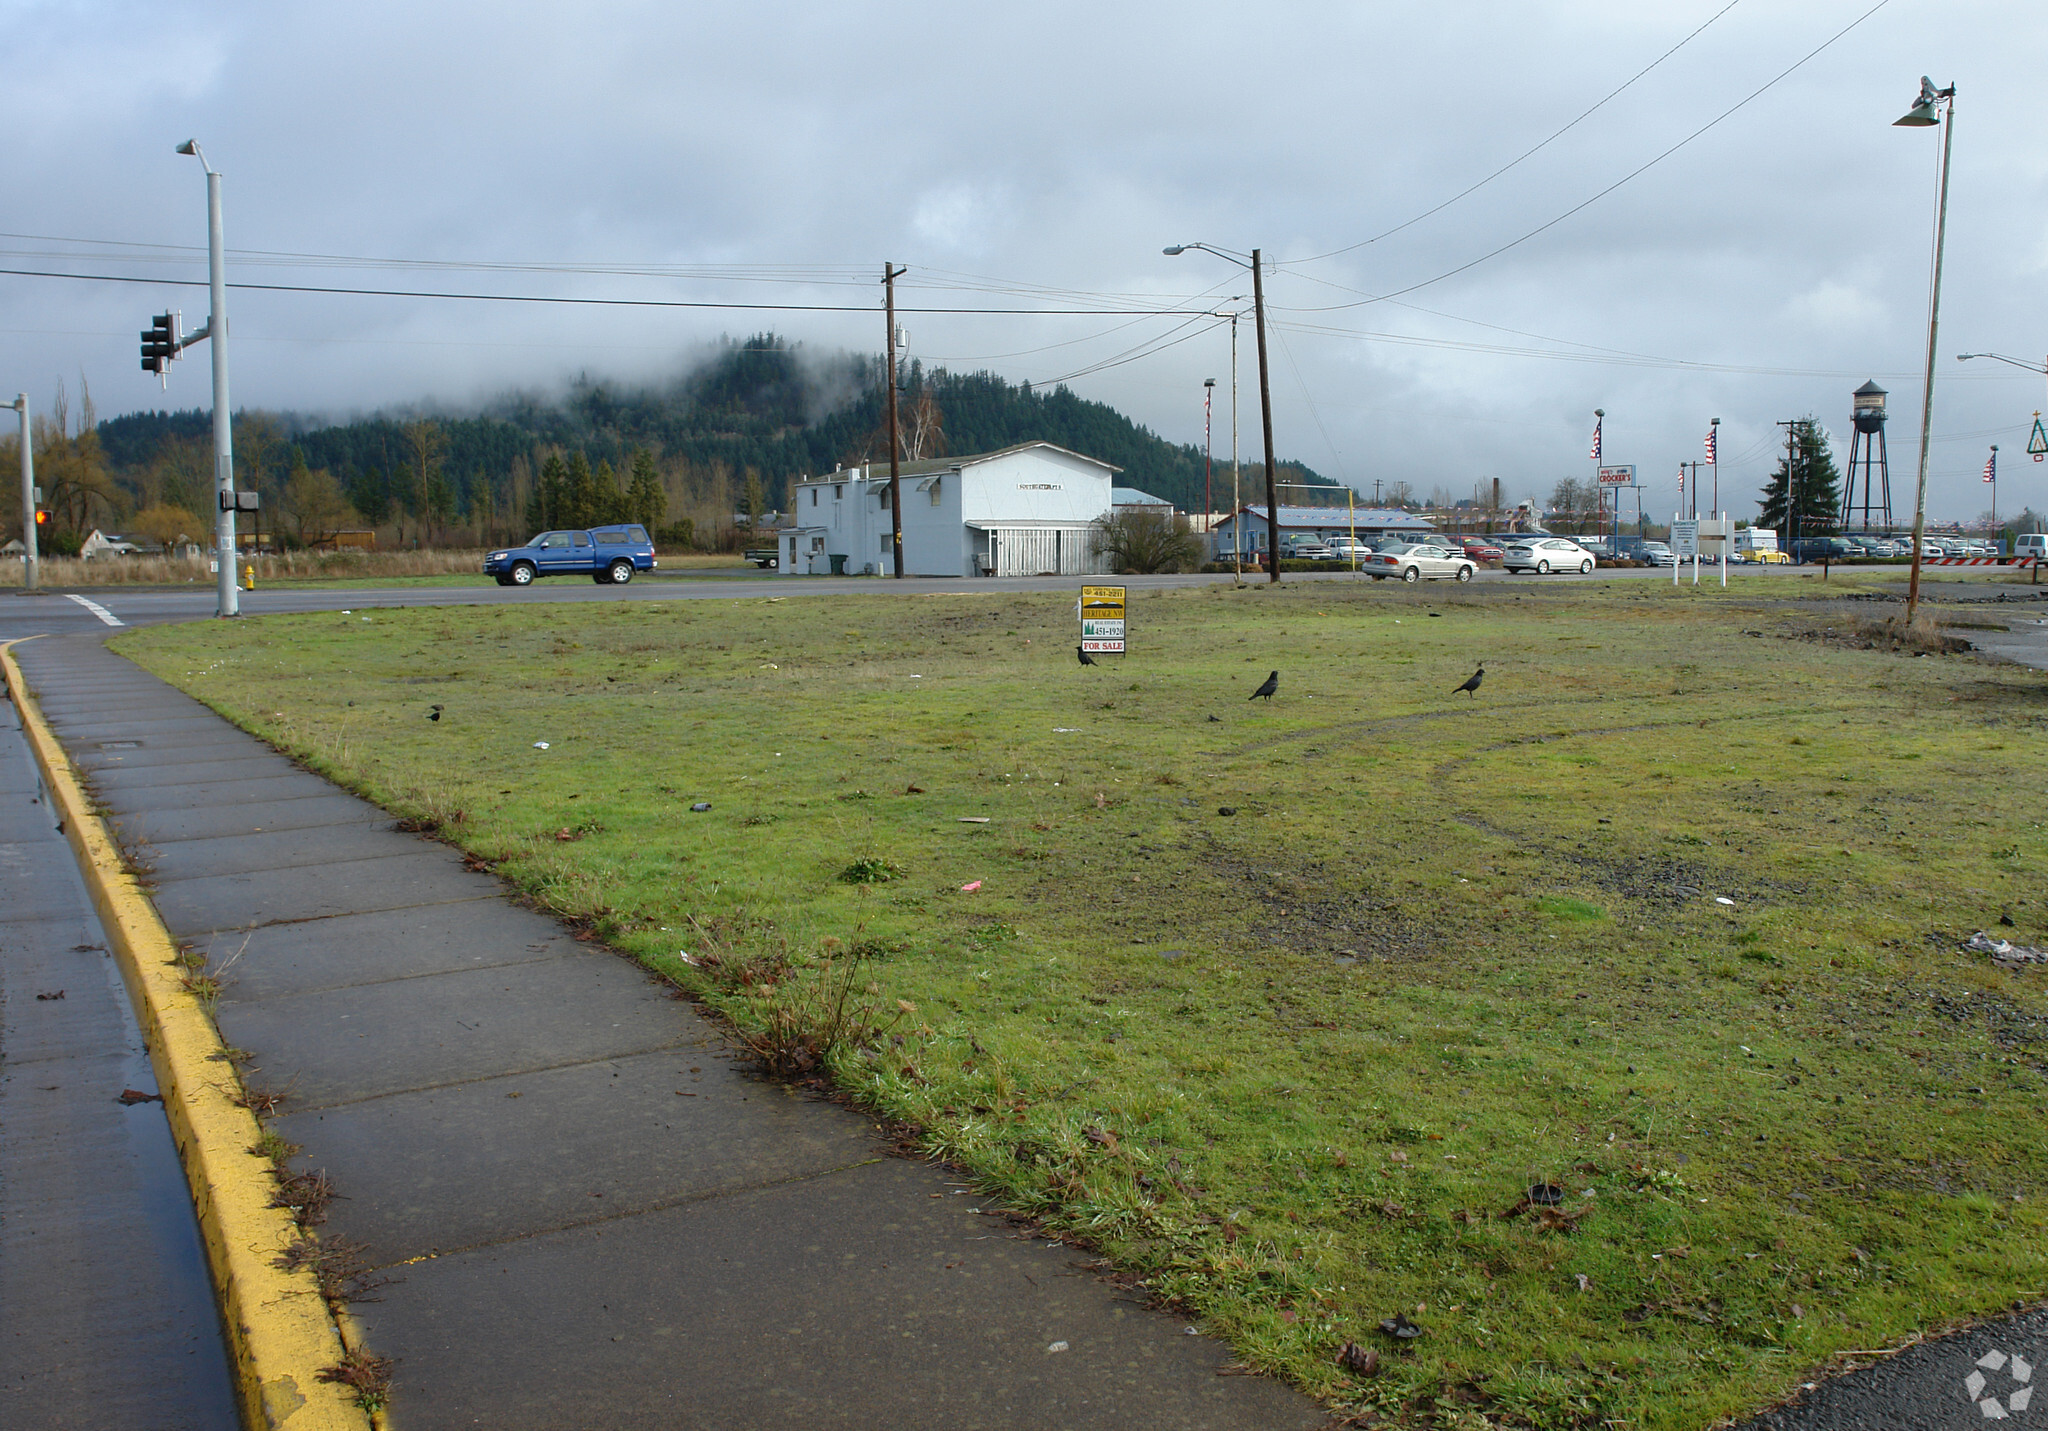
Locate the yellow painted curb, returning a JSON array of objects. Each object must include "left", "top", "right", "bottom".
[{"left": 3, "top": 640, "right": 375, "bottom": 1431}]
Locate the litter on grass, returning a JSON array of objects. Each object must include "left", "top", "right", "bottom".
[
  {"left": 1965, "top": 931, "right": 2048, "bottom": 966},
  {"left": 958, "top": 817, "right": 990, "bottom": 824},
  {"left": 532, "top": 741, "right": 550, "bottom": 750},
  {"left": 960, "top": 880, "right": 983, "bottom": 892},
  {"left": 1715, "top": 896, "right": 1736, "bottom": 906},
  {"left": 690, "top": 802, "right": 712, "bottom": 812}
]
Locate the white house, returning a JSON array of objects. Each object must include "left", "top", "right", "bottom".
[{"left": 777, "top": 442, "right": 1120, "bottom": 577}]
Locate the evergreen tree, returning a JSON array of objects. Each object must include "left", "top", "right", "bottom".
[
  {"left": 531, "top": 453, "right": 568, "bottom": 530},
  {"left": 626, "top": 449, "right": 664, "bottom": 530},
  {"left": 1758, "top": 418, "right": 1842, "bottom": 544},
  {"left": 742, "top": 469, "right": 765, "bottom": 528},
  {"left": 590, "top": 459, "right": 624, "bottom": 524},
  {"left": 564, "top": 451, "right": 597, "bottom": 528}
]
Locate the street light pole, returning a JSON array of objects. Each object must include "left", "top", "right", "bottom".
[
  {"left": 1167, "top": 244, "right": 1281, "bottom": 582},
  {"left": 178, "top": 140, "right": 238, "bottom": 618},
  {"left": 1895, "top": 77, "right": 1957, "bottom": 628},
  {"left": 10, "top": 395, "right": 33, "bottom": 592}
]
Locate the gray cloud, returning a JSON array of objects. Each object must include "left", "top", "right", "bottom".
[{"left": 3, "top": 0, "right": 2043, "bottom": 521}]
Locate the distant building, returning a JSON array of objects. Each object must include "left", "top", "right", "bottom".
[
  {"left": 1111, "top": 486, "right": 1175, "bottom": 514},
  {"left": 79, "top": 530, "right": 142, "bottom": 560},
  {"left": 1208, "top": 503, "right": 1434, "bottom": 559},
  {"left": 777, "top": 441, "right": 1120, "bottom": 577}
]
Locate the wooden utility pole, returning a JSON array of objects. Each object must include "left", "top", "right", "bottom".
[
  {"left": 1251, "top": 249, "right": 1281, "bottom": 582},
  {"left": 884, "top": 264, "right": 906, "bottom": 578}
]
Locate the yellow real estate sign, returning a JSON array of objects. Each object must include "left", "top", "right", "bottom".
[{"left": 1080, "top": 584, "right": 1126, "bottom": 654}]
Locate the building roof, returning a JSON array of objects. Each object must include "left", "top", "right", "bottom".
[
  {"left": 1112, "top": 486, "right": 1173, "bottom": 508},
  {"left": 1219, "top": 504, "right": 1434, "bottom": 529},
  {"left": 805, "top": 440, "right": 1122, "bottom": 484}
]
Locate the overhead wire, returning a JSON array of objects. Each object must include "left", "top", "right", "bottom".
[
  {"left": 1284, "top": 0, "right": 1746, "bottom": 266},
  {"left": 1281, "top": 0, "right": 1893, "bottom": 312}
]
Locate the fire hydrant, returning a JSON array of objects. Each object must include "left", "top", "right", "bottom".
[{"left": 242, "top": 563, "right": 256, "bottom": 591}]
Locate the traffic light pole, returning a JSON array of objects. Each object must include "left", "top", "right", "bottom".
[
  {"left": 178, "top": 141, "right": 238, "bottom": 617},
  {"left": 10, "top": 394, "right": 33, "bottom": 592}
]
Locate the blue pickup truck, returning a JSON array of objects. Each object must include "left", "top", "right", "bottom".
[{"left": 484, "top": 525, "right": 657, "bottom": 586}]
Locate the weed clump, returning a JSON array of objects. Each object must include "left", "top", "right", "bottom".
[
  {"left": 838, "top": 856, "right": 902, "bottom": 885},
  {"left": 318, "top": 1347, "right": 395, "bottom": 1413}
]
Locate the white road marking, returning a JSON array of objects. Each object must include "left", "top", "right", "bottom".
[{"left": 65, "top": 595, "right": 123, "bottom": 627}]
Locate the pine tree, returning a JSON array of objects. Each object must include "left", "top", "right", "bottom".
[
  {"left": 531, "top": 453, "right": 568, "bottom": 531},
  {"left": 626, "top": 449, "right": 664, "bottom": 531},
  {"left": 591, "top": 459, "right": 624, "bottom": 524},
  {"left": 1758, "top": 419, "right": 1842, "bottom": 544},
  {"left": 565, "top": 451, "right": 597, "bottom": 529}
]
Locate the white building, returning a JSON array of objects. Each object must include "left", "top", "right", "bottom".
[{"left": 777, "top": 441, "right": 1120, "bottom": 577}]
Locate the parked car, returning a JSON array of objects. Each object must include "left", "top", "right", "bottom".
[
  {"left": 2017, "top": 534, "right": 2048, "bottom": 563},
  {"left": 1283, "top": 539, "right": 1338, "bottom": 562},
  {"left": 1638, "top": 541, "right": 1677, "bottom": 567},
  {"left": 1789, "top": 536, "right": 1858, "bottom": 564},
  {"left": 1503, "top": 537, "right": 1596, "bottom": 574},
  {"left": 484, "top": 525, "right": 658, "bottom": 585},
  {"left": 1323, "top": 536, "right": 1371, "bottom": 562},
  {"left": 1752, "top": 548, "right": 1792, "bottom": 564},
  {"left": 1449, "top": 536, "right": 1504, "bottom": 561},
  {"left": 1361, "top": 542, "right": 1477, "bottom": 583}
]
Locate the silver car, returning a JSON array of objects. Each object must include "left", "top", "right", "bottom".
[
  {"left": 1361, "top": 542, "right": 1477, "bottom": 583},
  {"left": 1503, "top": 537, "right": 1597, "bottom": 575}
]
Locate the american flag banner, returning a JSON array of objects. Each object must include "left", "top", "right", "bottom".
[
  {"left": 1589, "top": 417, "right": 1602, "bottom": 463},
  {"left": 1677, "top": 465, "right": 1685, "bottom": 494},
  {"left": 1983, "top": 450, "right": 1997, "bottom": 483},
  {"left": 1704, "top": 427, "right": 1718, "bottom": 464}
]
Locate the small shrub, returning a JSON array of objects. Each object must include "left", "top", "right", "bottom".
[
  {"left": 838, "top": 857, "right": 902, "bottom": 885},
  {"left": 318, "top": 1347, "right": 395, "bottom": 1413}
]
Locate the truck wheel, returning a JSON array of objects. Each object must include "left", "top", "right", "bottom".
[
  {"left": 494, "top": 575, "right": 514, "bottom": 587},
  {"left": 509, "top": 562, "right": 535, "bottom": 586},
  {"left": 608, "top": 560, "right": 634, "bottom": 585}
]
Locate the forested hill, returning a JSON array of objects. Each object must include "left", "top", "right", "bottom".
[{"left": 95, "top": 337, "right": 1331, "bottom": 519}]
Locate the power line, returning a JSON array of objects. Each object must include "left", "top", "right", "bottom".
[
  {"left": 1285, "top": 0, "right": 1745, "bottom": 266},
  {"left": 1286, "top": 0, "right": 1893, "bottom": 311},
  {"left": 0, "top": 265, "right": 1207, "bottom": 318}
]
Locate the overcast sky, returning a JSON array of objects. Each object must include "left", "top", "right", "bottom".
[{"left": 4, "top": 0, "right": 2044, "bottom": 522}]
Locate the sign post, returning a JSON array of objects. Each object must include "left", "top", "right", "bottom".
[
  {"left": 1080, "top": 584, "right": 1126, "bottom": 655},
  {"left": 1671, "top": 517, "right": 1699, "bottom": 586}
]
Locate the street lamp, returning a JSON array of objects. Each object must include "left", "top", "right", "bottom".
[
  {"left": 1894, "top": 76, "right": 1956, "bottom": 628},
  {"left": 9, "top": 394, "right": 32, "bottom": 592},
  {"left": 177, "top": 139, "right": 239, "bottom": 618},
  {"left": 1166, "top": 243, "right": 1282, "bottom": 582}
]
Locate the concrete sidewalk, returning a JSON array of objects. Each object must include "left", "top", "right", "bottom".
[
  {"left": 13, "top": 632, "right": 1320, "bottom": 1431},
  {"left": 0, "top": 661, "right": 237, "bottom": 1428}
]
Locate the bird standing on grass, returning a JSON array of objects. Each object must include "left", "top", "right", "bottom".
[
  {"left": 1452, "top": 665, "right": 1485, "bottom": 698},
  {"left": 1249, "top": 670, "right": 1279, "bottom": 701},
  {"left": 427, "top": 704, "right": 444, "bottom": 722},
  {"left": 1075, "top": 646, "right": 1098, "bottom": 666}
]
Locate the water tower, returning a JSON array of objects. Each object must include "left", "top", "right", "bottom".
[{"left": 1840, "top": 380, "right": 1892, "bottom": 532}]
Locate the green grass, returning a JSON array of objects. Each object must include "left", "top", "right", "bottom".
[{"left": 113, "top": 577, "right": 2048, "bottom": 1429}]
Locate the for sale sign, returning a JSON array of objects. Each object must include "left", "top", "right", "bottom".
[{"left": 1080, "top": 584, "right": 1126, "bottom": 654}]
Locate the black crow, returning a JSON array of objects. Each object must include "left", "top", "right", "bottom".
[
  {"left": 1453, "top": 665, "right": 1484, "bottom": 697},
  {"left": 428, "top": 704, "right": 444, "bottom": 722},
  {"left": 1249, "top": 671, "right": 1279, "bottom": 701},
  {"left": 1075, "top": 646, "right": 1098, "bottom": 666}
]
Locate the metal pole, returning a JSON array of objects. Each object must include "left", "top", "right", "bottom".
[
  {"left": 12, "top": 396, "right": 34, "bottom": 592},
  {"left": 1251, "top": 249, "right": 1281, "bottom": 583},
  {"left": 1203, "top": 378, "right": 1214, "bottom": 536},
  {"left": 1710, "top": 417, "right": 1720, "bottom": 518},
  {"left": 198, "top": 163, "right": 238, "bottom": 617},
  {"left": 1906, "top": 92, "right": 1956, "bottom": 628},
  {"left": 1231, "top": 311, "right": 1241, "bottom": 582},
  {"left": 884, "top": 264, "right": 905, "bottom": 578}
]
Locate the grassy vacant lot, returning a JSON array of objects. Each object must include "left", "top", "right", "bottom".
[{"left": 115, "top": 577, "right": 2048, "bottom": 1429}]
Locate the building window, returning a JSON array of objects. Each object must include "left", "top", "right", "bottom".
[
  {"left": 834, "top": 484, "right": 843, "bottom": 500},
  {"left": 810, "top": 488, "right": 817, "bottom": 507},
  {"left": 880, "top": 534, "right": 891, "bottom": 554}
]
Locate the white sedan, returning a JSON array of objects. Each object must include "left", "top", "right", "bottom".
[
  {"left": 1361, "top": 542, "right": 1477, "bottom": 583},
  {"left": 1503, "top": 537, "right": 1597, "bottom": 574}
]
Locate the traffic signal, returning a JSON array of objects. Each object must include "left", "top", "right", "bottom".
[
  {"left": 140, "top": 313, "right": 176, "bottom": 374},
  {"left": 34, "top": 508, "right": 50, "bottom": 532}
]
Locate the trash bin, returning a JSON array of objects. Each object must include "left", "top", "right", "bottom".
[{"left": 829, "top": 553, "right": 848, "bottom": 575}]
